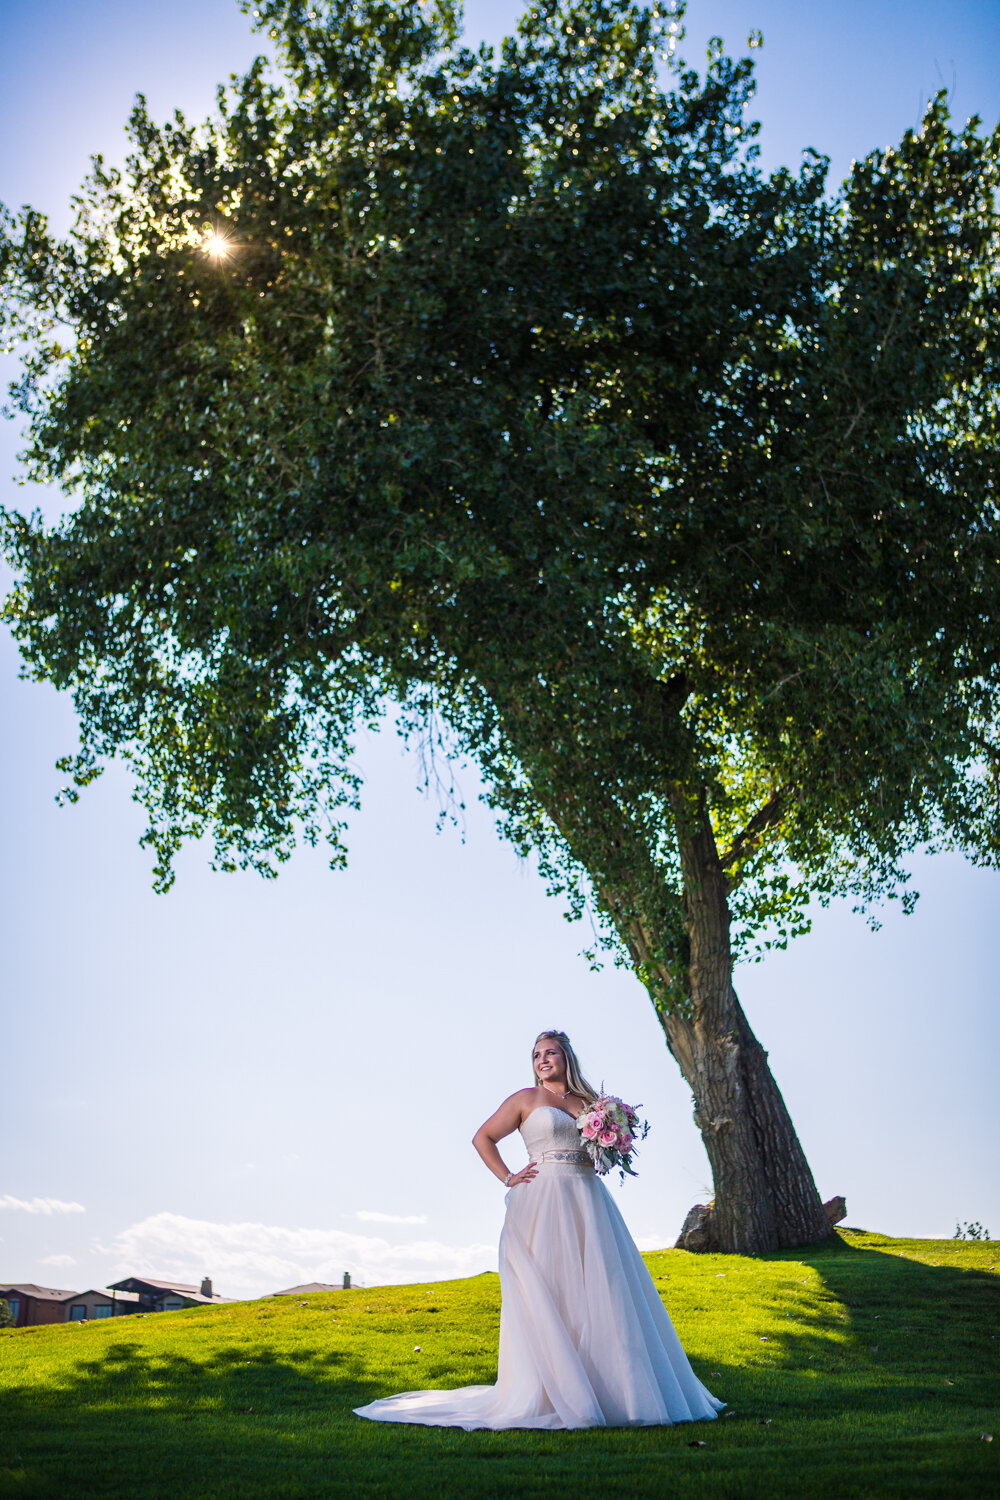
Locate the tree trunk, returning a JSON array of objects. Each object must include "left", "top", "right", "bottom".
[
  {"left": 656, "top": 794, "right": 831, "bottom": 1254},
  {"left": 488, "top": 685, "right": 829, "bottom": 1255}
]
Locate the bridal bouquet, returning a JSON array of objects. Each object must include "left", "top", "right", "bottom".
[{"left": 576, "top": 1094, "right": 649, "bottom": 1180}]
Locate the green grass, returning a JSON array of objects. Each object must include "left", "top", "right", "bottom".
[{"left": 1, "top": 1232, "right": 997, "bottom": 1498}]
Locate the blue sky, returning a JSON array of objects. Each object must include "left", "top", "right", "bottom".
[{"left": 2, "top": 1, "right": 998, "bottom": 1299}]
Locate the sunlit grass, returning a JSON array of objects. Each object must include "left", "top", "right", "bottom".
[{"left": 0, "top": 1232, "right": 996, "bottom": 1498}]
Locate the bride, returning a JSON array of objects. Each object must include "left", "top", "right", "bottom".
[{"left": 355, "top": 1029, "right": 724, "bottom": 1430}]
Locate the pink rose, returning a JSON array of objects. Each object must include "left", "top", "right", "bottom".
[
  {"left": 599, "top": 1129, "right": 617, "bottom": 1147},
  {"left": 582, "top": 1120, "right": 599, "bottom": 1139}
]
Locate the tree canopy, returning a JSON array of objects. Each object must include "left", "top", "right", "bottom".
[{"left": 3, "top": 0, "right": 999, "bottom": 1250}]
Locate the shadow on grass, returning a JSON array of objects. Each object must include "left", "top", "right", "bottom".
[
  {"left": 0, "top": 1331, "right": 742, "bottom": 1500},
  {"left": 715, "top": 1234, "right": 1000, "bottom": 1419},
  {"left": 0, "top": 1338, "right": 418, "bottom": 1498},
  {"left": 10, "top": 1337, "right": 373, "bottom": 1415}
]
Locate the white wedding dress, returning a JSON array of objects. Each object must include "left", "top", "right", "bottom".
[{"left": 354, "top": 1105, "right": 724, "bottom": 1430}]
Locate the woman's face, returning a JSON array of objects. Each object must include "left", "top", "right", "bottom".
[{"left": 533, "top": 1037, "right": 567, "bottom": 1085}]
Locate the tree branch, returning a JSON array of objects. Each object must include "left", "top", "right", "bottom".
[{"left": 720, "top": 789, "right": 789, "bottom": 886}]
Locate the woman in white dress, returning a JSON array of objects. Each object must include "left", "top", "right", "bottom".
[{"left": 354, "top": 1030, "right": 723, "bottom": 1430}]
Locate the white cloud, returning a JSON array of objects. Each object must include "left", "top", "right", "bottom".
[
  {"left": 0, "top": 1195, "right": 85, "bottom": 1215},
  {"left": 355, "top": 1210, "right": 428, "bottom": 1225},
  {"left": 101, "top": 1212, "right": 495, "bottom": 1298},
  {"left": 633, "top": 1231, "right": 672, "bottom": 1251},
  {"left": 40, "top": 1253, "right": 77, "bottom": 1268}
]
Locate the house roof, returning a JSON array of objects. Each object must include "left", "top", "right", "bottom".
[
  {"left": 268, "top": 1282, "right": 341, "bottom": 1297},
  {"left": 60, "top": 1288, "right": 140, "bottom": 1304},
  {"left": 106, "top": 1276, "right": 232, "bottom": 1304},
  {"left": 107, "top": 1276, "right": 203, "bottom": 1295},
  {"left": 0, "top": 1283, "right": 78, "bottom": 1302}
]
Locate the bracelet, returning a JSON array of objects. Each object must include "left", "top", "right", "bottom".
[{"left": 504, "top": 1171, "right": 512, "bottom": 1186}]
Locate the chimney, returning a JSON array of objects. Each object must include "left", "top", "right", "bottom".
[{"left": 200, "top": 1277, "right": 213, "bottom": 1299}]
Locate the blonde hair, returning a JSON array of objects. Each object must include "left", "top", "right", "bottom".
[{"left": 531, "top": 1031, "right": 598, "bottom": 1104}]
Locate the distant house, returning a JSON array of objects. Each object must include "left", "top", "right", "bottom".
[
  {"left": 0, "top": 1284, "right": 77, "bottom": 1327},
  {"left": 268, "top": 1282, "right": 342, "bottom": 1297},
  {"left": 60, "top": 1288, "right": 141, "bottom": 1321},
  {"left": 106, "top": 1275, "right": 231, "bottom": 1311},
  {"left": 0, "top": 1275, "right": 231, "bottom": 1326}
]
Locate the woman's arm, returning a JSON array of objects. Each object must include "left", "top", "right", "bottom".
[{"left": 472, "top": 1090, "right": 539, "bottom": 1187}]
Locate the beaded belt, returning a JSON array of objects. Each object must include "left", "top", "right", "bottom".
[{"left": 536, "top": 1149, "right": 592, "bottom": 1166}]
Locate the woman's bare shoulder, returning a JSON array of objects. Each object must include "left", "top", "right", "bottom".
[
  {"left": 475, "top": 1087, "right": 538, "bottom": 1140},
  {"left": 492, "top": 1087, "right": 539, "bottom": 1119},
  {"left": 506, "top": 1086, "right": 539, "bottom": 1105}
]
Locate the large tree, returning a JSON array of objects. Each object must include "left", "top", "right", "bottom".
[{"left": 3, "top": 0, "right": 999, "bottom": 1252}]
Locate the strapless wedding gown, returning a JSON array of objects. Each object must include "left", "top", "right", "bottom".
[{"left": 353, "top": 1106, "right": 723, "bottom": 1429}]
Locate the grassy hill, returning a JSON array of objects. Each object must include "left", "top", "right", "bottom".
[{"left": 1, "top": 1231, "right": 997, "bottom": 1498}]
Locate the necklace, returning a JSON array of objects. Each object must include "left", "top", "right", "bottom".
[{"left": 541, "top": 1084, "right": 572, "bottom": 1099}]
